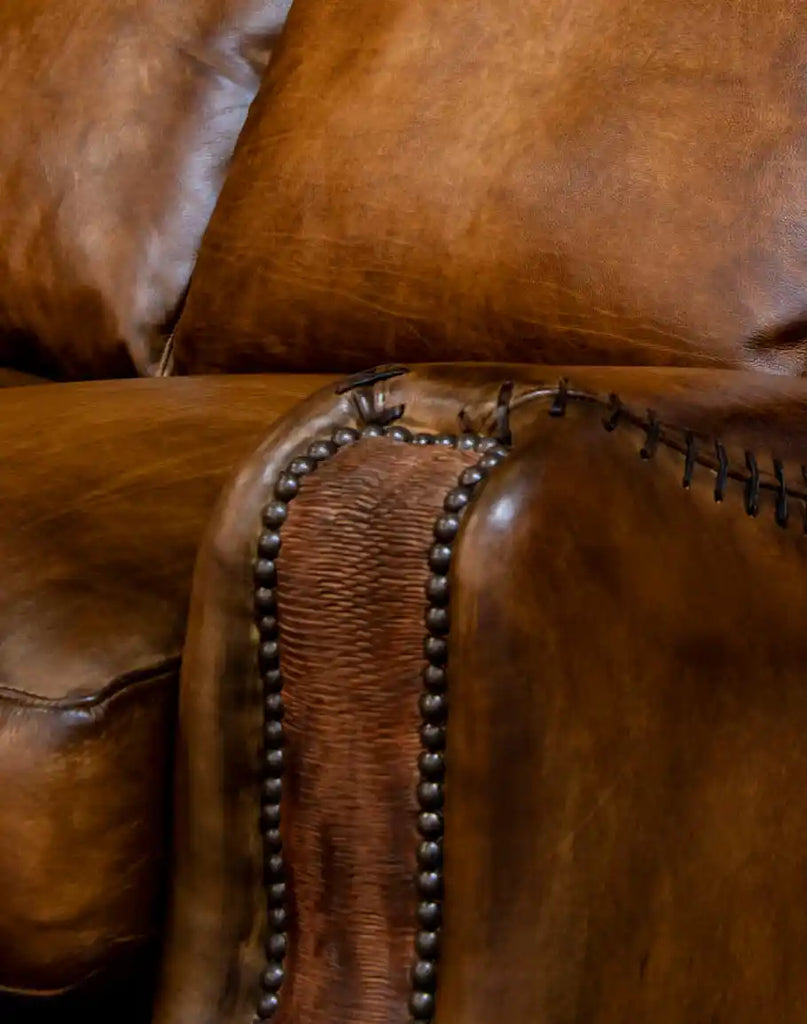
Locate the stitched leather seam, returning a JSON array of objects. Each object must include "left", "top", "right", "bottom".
[{"left": 502, "top": 378, "right": 807, "bottom": 525}]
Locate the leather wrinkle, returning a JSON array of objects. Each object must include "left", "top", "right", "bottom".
[
  {"left": 0, "top": 0, "right": 295, "bottom": 379},
  {"left": 0, "top": 657, "right": 180, "bottom": 710}
]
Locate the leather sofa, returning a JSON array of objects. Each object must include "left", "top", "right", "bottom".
[{"left": 3, "top": 2, "right": 807, "bottom": 1023}]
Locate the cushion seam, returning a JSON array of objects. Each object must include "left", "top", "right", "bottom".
[{"left": 0, "top": 656, "right": 181, "bottom": 710}]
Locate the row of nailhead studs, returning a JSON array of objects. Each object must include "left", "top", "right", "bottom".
[
  {"left": 253, "top": 422, "right": 509, "bottom": 1023},
  {"left": 410, "top": 435, "right": 510, "bottom": 1023},
  {"left": 253, "top": 432, "right": 352, "bottom": 1021}
]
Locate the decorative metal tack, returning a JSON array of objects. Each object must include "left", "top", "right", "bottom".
[
  {"left": 333, "top": 426, "right": 360, "bottom": 447},
  {"left": 309, "top": 439, "right": 338, "bottom": 461},
  {"left": 386, "top": 424, "right": 413, "bottom": 443},
  {"left": 361, "top": 422, "right": 386, "bottom": 438},
  {"left": 252, "top": 404, "right": 510, "bottom": 1024},
  {"left": 458, "top": 465, "right": 485, "bottom": 488},
  {"left": 258, "top": 531, "right": 282, "bottom": 559},
  {"left": 443, "top": 486, "right": 472, "bottom": 513}
]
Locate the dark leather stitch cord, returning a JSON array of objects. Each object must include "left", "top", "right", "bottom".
[
  {"left": 713, "top": 441, "right": 729, "bottom": 503},
  {"left": 549, "top": 378, "right": 569, "bottom": 418},
  {"left": 547, "top": 381, "right": 804, "bottom": 529},
  {"left": 350, "top": 386, "right": 405, "bottom": 427},
  {"left": 774, "top": 459, "right": 789, "bottom": 527},
  {"left": 683, "top": 431, "right": 697, "bottom": 489},
  {"left": 334, "top": 364, "right": 410, "bottom": 394},
  {"left": 744, "top": 452, "right": 760, "bottom": 517},
  {"left": 640, "top": 411, "right": 661, "bottom": 460},
  {"left": 603, "top": 393, "right": 623, "bottom": 432},
  {"left": 493, "top": 380, "right": 514, "bottom": 444}
]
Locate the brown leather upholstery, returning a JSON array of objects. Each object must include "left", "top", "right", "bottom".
[
  {"left": 174, "top": 0, "right": 807, "bottom": 376},
  {"left": 156, "top": 364, "right": 807, "bottom": 1023},
  {"left": 0, "top": 0, "right": 292, "bottom": 380},
  {"left": 0, "top": 374, "right": 332, "bottom": 1004}
]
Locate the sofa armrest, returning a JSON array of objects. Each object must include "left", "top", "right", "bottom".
[{"left": 156, "top": 364, "right": 807, "bottom": 1024}]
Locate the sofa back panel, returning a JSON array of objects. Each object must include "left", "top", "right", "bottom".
[
  {"left": 0, "top": 0, "right": 292, "bottom": 380},
  {"left": 173, "top": 0, "right": 807, "bottom": 375}
]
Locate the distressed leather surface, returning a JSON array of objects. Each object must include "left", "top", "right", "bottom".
[
  {"left": 156, "top": 364, "right": 807, "bottom": 1024},
  {"left": 175, "top": 0, "right": 807, "bottom": 375},
  {"left": 0, "top": 0, "right": 292, "bottom": 380},
  {"left": 0, "top": 374, "right": 331, "bottom": 999}
]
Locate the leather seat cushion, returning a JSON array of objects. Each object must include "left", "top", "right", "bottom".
[
  {"left": 0, "top": 0, "right": 291, "bottom": 380},
  {"left": 0, "top": 374, "right": 332, "bottom": 1000},
  {"left": 174, "top": 0, "right": 807, "bottom": 376}
]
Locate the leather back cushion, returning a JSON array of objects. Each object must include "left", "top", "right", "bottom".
[
  {"left": 0, "top": 0, "right": 291, "bottom": 380},
  {"left": 173, "top": 0, "right": 807, "bottom": 375}
]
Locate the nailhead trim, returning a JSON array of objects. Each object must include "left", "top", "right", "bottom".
[
  {"left": 252, "top": 429, "right": 343, "bottom": 1024},
  {"left": 252, "top": 421, "right": 509, "bottom": 1024},
  {"left": 411, "top": 438, "right": 509, "bottom": 1022}
]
